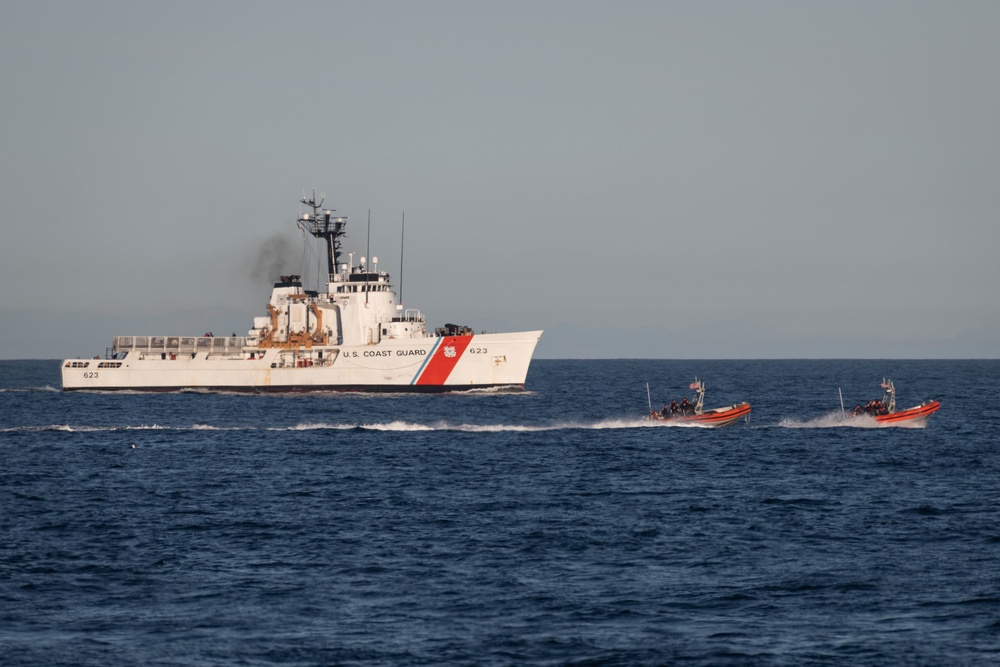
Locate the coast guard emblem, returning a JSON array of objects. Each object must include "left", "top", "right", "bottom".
[{"left": 443, "top": 345, "right": 457, "bottom": 358}]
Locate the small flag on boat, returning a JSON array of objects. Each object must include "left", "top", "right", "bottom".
[{"left": 690, "top": 382, "right": 702, "bottom": 390}]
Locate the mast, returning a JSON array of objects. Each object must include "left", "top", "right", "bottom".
[
  {"left": 296, "top": 190, "right": 348, "bottom": 278},
  {"left": 399, "top": 211, "right": 405, "bottom": 305},
  {"left": 691, "top": 378, "right": 705, "bottom": 415},
  {"left": 365, "top": 209, "right": 371, "bottom": 304}
]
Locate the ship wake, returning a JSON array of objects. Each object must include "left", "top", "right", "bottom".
[
  {"left": 4, "top": 418, "right": 707, "bottom": 434},
  {"left": 775, "top": 412, "right": 928, "bottom": 429}
]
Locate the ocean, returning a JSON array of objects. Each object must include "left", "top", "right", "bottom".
[{"left": 2, "top": 358, "right": 998, "bottom": 665}]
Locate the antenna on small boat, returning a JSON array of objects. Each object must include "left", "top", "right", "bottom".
[
  {"left": 646, "top": 382, "right": 653, "bottom": 414},
  {"left": 838, "top": 387, "right": 845, "bottom": 416},
  {"left": 691, "top": 377, "right": 705, "bottom": 415}
]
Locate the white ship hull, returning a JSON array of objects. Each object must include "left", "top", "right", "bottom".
[{"left": 62, "top": 331, "right": 542, "bottom": 392}]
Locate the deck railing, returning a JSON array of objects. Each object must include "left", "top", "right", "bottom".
[
  {"left": 113, "top": 336, "right": 249, "bottom": 354},
  {"left": 393, "top": 309, "right": 424, "bottom": 323}
]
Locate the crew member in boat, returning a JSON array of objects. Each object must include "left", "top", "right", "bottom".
[
  {"left": 670, "top": 400, "right": 680, "bottom": 415},
  {"left": 680, "top": 397, "right": 691, "bottom": 415},
  {"left": 854, "top": 399, "right": 887, "bottom": 416}
]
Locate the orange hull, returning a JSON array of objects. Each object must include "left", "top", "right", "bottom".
[
  {"left": 649, "top": 402, "right": 751, "bottom": 427},
  {"left": 874, "top": 400, "right": 940, "bottom": 426}
]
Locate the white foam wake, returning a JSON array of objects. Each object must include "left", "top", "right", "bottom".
[
  {"left": 2, "top": 417, "right": 727, "bottom": 434},
  {"left": 290, "top": 419, "right": 651, "bottom": 432},
  {"left": 776, "top": 412, "right": 926, "bottom": 429}
]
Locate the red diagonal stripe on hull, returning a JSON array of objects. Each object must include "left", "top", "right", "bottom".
[{"left": 415, "top": 336, "right": 472, "bottom": 386}]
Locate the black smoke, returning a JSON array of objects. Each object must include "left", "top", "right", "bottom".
[{"left": 251, "top": 233, "right": 297, "bottom": 284}]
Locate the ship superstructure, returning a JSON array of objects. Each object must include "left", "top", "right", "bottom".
[{"left": 61, "top": 193, "right": 542, "bottom": 392}]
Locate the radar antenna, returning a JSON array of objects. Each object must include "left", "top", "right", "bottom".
[{"left": 296, "top": 189, "right": 348, "bottom": 279}]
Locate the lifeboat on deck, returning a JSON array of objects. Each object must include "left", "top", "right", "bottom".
[
  {"left": 848, "top": 378, "right": 940, "bottom": 426},
  {"left": 647, "top": 378, "right": 751, "bottom": 427}
]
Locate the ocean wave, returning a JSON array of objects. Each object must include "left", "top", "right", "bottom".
[
  {"left": 0, "top": 417, "right": 769, "bottom": 434},
  {"left": 281, "top": 422, "right": 362, "bottom": 431},
  {"left": 0, "top": 385, "right": 60, "bottom": 393},
  {"left": 278, "top": 420, "right": 615, "bottom": 432},
  {"left": 777, "top": 412, "right": 860, "bottom": 429},
  {"left": 344, "top": 418, "right": 687, "bottom": 432},
  {"left": 1, "top": 423, "right": 169, "bottom": 433},
  {"left": 1, "top": 419, "right": 657, "bottom": 434},
  {"left": 636, "top": 419, "right": 716, "bottom": 429}
]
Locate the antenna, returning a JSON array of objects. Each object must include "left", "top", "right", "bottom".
[
  {"left": 399, "top": 211, "right": 405, "bottom": 306},
  {"left": 366, "top": 209, "right": 371, "bottom": 304}
]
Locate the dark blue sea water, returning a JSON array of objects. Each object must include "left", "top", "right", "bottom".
[{"left": 2, "top": 359, "right": 999, "bottom": 665}]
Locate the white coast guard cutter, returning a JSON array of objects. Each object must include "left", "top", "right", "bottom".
[{"left": 61, "top": 193, "right": 542, "bottom": 392}]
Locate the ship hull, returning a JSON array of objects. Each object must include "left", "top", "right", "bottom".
[
  {"left": 873, "top": 400, "right": 940, "bottom": 426},
  {"left": 61, "top": 331, "right": 542, "bottom": 393}
]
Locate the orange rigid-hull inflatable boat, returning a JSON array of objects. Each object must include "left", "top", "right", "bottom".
[
  {"left": 647, "top": 378, "right": 751, "bottom": 427},
  {"left": 648, "top": 401, "right": 752, "bottom": 427},
  {"left": 849, "top": 379, "right": 940, "bottom": 426}
]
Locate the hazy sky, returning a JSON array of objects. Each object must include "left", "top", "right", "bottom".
[{"left": 3, "top": 1, "right": 998, "bottom": 359}]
